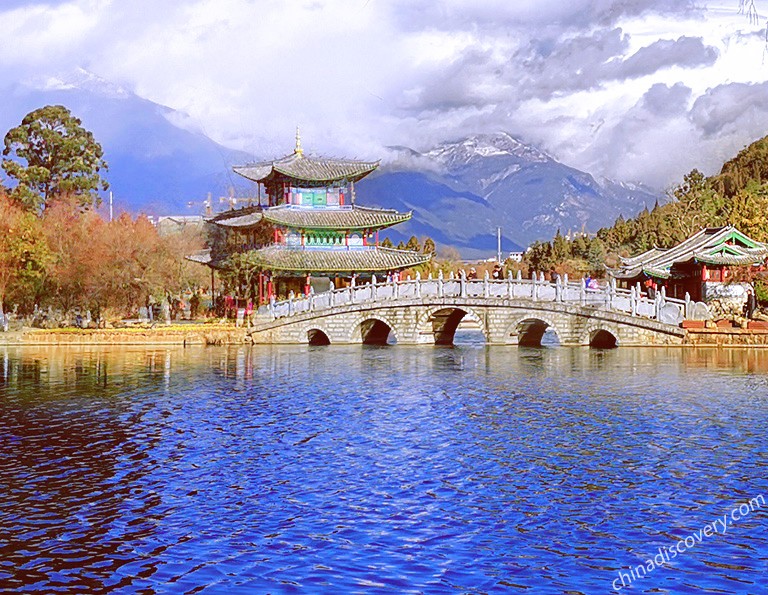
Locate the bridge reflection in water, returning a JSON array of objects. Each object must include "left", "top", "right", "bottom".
[{"left": 251, "top": 273, "right": 693, "bottom": 347}]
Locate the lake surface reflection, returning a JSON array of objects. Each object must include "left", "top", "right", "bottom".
[{"left": 1, "top": 344, "right": 767, "bottom": 593}]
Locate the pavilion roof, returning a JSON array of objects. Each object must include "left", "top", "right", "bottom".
[
  {"left": 211, "top": 205, "right": 411, "bottom": 231},
  {"left": 186, "top": 249, "right": 214, "bottom": 266},
  {"left": 186, "top": 246, "right": 429, "bottom": 273},
  {"left": 266, "top": 205, "right": 409, "bottom": 230},
  {"left": 206, "top": 205, "right": 263, "bottom": 228},
  {"left": 614, "top": 226, "right": 768, "bottom": 280},
  {"left": 213, "top": 246, "right": 429, "bottom": 274},
  {"left": 234, "top": 150, "right": 379, "bottom": 185}
]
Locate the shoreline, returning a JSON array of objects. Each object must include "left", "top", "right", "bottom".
[
  {"left": 2, "top": 325, "right": 768, "bottom": 347},
  {"left": 0, "top": 323, "right": 250, "bottom": 346}
]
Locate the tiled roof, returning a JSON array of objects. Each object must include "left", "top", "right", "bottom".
[
  {"left": 186, "top": 249, "right": 213, "bottom": 265},
  {"left": 211, "top": 205, "right": 411, "bottom": 230},
  {"left": 620, "top": 247, "right": 665, "bottom": 267},
  {"left": 234, "top": 151, "right": 379, "bottom": 184},
  {"left": 234, "top": 246, "right": 430, "bottom": 273},
  {"left": 213, "top": 212, "right": 264, "bottom": 228},
  {"left": 263, "top": 205, "right": 410, "bottom": 230},
  {"left": 641, "top": 267, "right": 671, "bottom": 280},
  {"left": 693, "top": 251, "right": 768, "bottom": 266},
  {"left": 615, "top": 226, "right": 768, "bottom": 279},
  {"left": 207, "top": 205, "right": 263, "bottom": 227}
]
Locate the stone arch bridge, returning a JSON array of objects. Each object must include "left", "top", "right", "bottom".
[{"left": 248, "top": 275, "right": 690, "bottom": 347}]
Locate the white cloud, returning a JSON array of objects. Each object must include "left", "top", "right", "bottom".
[{"left": 1, "top": 0, "right": 767, "bottom": 188}]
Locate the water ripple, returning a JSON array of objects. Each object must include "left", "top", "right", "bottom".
[{"left": 1, "top": 345, "right": 767, "bottom": 593}]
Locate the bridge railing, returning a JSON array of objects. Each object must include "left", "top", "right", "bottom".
[{"left": 261, "top": 271, "right": 693, "bottom": 325}]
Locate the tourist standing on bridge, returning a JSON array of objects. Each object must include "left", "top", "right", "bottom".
[
  {"left": 744, "top": 287, "right": 757, "bottom": 319},
  {"left": 645, "top": 279, "right": 656, "bottom": 300}
]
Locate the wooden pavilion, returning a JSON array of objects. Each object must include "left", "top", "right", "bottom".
[
  {"left": 191, "top": 131, "right": 429, "bottom": 303},
  {"left": 613, "top": 226, "right": 768, "bottom": 301}
]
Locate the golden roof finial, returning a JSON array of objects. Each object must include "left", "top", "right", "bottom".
[{"left": 295, "top": 126, "right": 303, "bottom": 156}]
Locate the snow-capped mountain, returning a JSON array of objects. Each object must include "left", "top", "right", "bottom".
[
  {"left": 0, "top": 72, "right": 662, "bottom": 256},
  {"left": 356, "top": 133, "right": 662, "bottom": 257}
]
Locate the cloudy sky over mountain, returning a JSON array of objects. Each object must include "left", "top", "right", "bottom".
[{"left": 2, "top": 0, "right": 768, "bottom": 190}]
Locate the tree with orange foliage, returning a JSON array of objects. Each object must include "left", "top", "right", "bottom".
[
  {"left": 41, "top": 198, "right": 102, "bottom": 313},
  {"left": 0, "top": 190, "right": 50, "bottom": 313},
  {"left": 41, "top": 200, "right": 207, "bottom": 320}
]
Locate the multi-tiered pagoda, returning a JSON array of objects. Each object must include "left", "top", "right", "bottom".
[{"left": 200, "top": 132, "right": 429, "bottom": 303}]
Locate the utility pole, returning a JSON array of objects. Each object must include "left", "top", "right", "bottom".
[
  {"left": 109, "top": 191, "right": 113, "bottom": 222},
  {"left": 497, "top": 227, "right": 502, "bottom": 263}
]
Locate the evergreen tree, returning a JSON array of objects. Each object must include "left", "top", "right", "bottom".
[
  {"left": 2, "top": 105, "right": 109, "bottom": 212},
  {"left": 524, "top": 241, "right": 553, "bottom": 273},
  {"left": 572, "top": 234, "right": 588, "bottom": 260},
  {"left": 723, "top": 181, "right": 768, "bottom": 242},
  {"left": 586, "top": 238, "right": 607, "bottom": 274},
  {"left": 381, "top": 237, "right": 394, "bottom": 248},
  {"left": 552, "top": 229, "right": 569, "bottom": 263},
  {"left": 405, "top": 235, "right": 421, "bottom": 252}
]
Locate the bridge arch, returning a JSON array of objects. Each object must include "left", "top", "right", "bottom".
[
  {"left": 348, "top": 314, "right": 398, "bottom": 345},
  {"left": 580, "top": 324, "right": 619, "bottom": 349},
  {"left": 307, "top": 328, "right": 331, "bottom": 346},
  {"left": 416, "top": 306, "right": 487, "bottom": 345},
  {"left": 503, "top": 315, "right": 563, "bottom": 347}
]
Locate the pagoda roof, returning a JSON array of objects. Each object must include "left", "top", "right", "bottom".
[
  {"left": 211, "top": 205, "right": 411, "bottom": 231},
  {"left": 207, "top": 205, "right": 263, "bottom": 228},
  {"left": 614, "top": 226, "right": 768, "bottom": 280},
  {"left": 186, "top": 249, "right": 214, "bottom": 266},
  {"left": 243, "top": 246, "right": 429, "bottom": 273},
  {"left": 234, "top": 151, "right": 379, "bottom": 185},
  {"left": 267, "top": 205, "right": 409, "bottom": 230},
  {"left": 191, "top": 245, "right": 427, "bottom": 274}
]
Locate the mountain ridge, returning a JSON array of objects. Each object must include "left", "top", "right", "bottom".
[
  {"left": 1, "top": 72, "right": 664, "bottom": 256},
  {"left": 358, "top": 133, "right": 662, "bottom": 257}
]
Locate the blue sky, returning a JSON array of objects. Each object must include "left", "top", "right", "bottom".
[{"left": 1, "top": 0, "right": 768, "bottom": 189}]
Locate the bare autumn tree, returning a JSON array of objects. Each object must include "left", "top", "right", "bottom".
[
  {"left": 737, "top": 0, "right": 768, "bottom": 48},
  {"left": 740, "top": 0, "right": 760, "bottom": 24}
]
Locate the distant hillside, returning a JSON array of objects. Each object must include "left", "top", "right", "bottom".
[
  {"left": 710, "top": 136, "right": 768, "bottom": 199},
  {"left": 593, "top": 133, "right": 768, "bottom": 255},
  {"left": 0, "top": 69, "right": 252, "bottom": 214},
  {"left": 1, "top": 74, "right": 664, "bottom": 257},
  {"left": 356, "top": 133, "right": 662, "bottom": 257},
  {"left": 520, "top": 132, "right": 768, "bottom": 279}
]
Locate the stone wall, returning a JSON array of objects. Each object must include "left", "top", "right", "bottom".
[
  {"left": 0, "top": 325, "right": 249, "bottom": 346},
  {"left": 684, "top": 328, "right": 768, "bottom": 347}
]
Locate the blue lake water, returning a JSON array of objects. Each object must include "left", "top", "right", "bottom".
[{"left": 1, "top": 342, "right": 767, "bottom": 593}]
